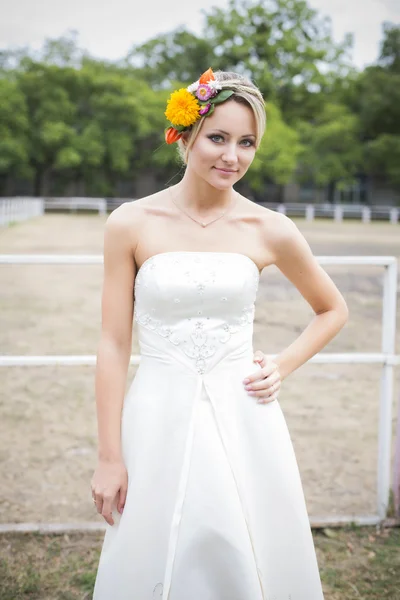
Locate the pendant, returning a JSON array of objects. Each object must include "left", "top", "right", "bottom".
[{"left": 201, "top": 222, "right": 207, "bottom": 227}]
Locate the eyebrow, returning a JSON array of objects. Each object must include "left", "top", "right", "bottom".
[{"left": 211, "top": 129, "right": 256, "bottom": 138}]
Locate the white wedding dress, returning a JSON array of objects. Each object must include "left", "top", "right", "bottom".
[{"left": 93, "top": 251, "right": 325, "bottom": 600}]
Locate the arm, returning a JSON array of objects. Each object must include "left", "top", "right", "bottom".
[
  {"left": 91, "top": 205, "right": 137, "bottom": 524},
  {"left": 271, "top": 214, "right": 349, "bottom": 381},
  {"left": 243, "top": 214, "right": 348, "bottom": 402}
]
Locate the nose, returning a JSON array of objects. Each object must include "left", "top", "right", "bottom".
[{"left": 221, "top": 143, "right": 239, "bottom": 165}]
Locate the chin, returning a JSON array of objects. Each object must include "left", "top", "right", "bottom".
[
  {"left": 209, "top": 172, "right": 241, "bottom": 190},
  {"left": 204, "top": 179, "right": 233, "bottom": 191}
]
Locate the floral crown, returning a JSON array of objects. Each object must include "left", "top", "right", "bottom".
[{"left": 164, "top": 67, "right": 234, "bottom": 144}]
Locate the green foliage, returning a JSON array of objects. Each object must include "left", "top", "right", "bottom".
[
  {"left": 128, "top": 28, "right": 215, "bottom": 86},
  {"left": 355, "top": 67, "right": 400, "bottom": 139},
  {"left": 379, "top": 22, "right": 400, "bottom": 72},
  {"left": 0, "top": 9, "right": 399, "bottom": 194},
  {"left": 130, "top": 0, "right": 354, "bottom": 124},
  {"left": 248, "top": 103, "right": 302, "bottom": 187},
  {"left": 0, "top": 79, "right": 31, "bottom": 177},
  {"left": 297, "top": 103, "right": 362, "bottom": 186},
  {"left": 204, "top": 0, "right": 353, "bottom": 118},
  {"left": 365, "top": 134, "right": 400, "bottom": 187}
]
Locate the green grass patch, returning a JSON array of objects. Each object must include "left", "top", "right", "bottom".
[{"left": 0, "top": 526, "right": 399, "bottom": 599}]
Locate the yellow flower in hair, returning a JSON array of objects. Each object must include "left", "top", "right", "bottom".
[{"left": 165, "top": 88, "right": 200, "bottom": 127}]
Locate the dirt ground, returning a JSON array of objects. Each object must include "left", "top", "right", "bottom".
[{"left": 0, "top": 214, "right": 399, "bottom": 524}]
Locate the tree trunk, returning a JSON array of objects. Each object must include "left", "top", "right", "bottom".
[
  {"left": 327, "top": 181, "right": 336, "bottom": 203},
  {"left": 34, "top": 169, "right": 42, "bottom": 197}
]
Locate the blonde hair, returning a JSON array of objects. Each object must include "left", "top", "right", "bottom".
[{"left": 177, "top": 70, "right": 266, "bottom": 164}]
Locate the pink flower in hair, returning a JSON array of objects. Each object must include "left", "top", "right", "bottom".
[
  {"left": 195, "top": 84, "right": 215, "bottom": 101},
  {"left": 199, "top": 103, "right": 212, "bottom": 116}
]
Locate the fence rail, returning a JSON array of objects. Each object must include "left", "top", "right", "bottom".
[
  {"left": 1, "top": 197, "right": 399, "bottom": 224},
  {"left": 260, "top": 202, "right": 400, "bottom": 223},
  {"left": 0, "top": 254, "right": 398, "bottom": 531},
  {"left": 44, "top": 197, "right": 106, "bottom": 214}
]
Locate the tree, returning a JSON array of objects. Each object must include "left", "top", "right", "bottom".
[
  {"left": 0, "top": 79, "right": 31, "bottom": 194},
  {"left": 16, "top": 60, "right": 81, "bottom": 195},
  {"left": 129, "top": 0, "right": 354, "bottom": 124},
  {"left": 11, "top": 53, "right": 168, "bottom": 196},
  {"left": 248, "top": 102, "right": 302, "bottom": 190},
  {"left": 296, "top": 103, "right": 362, "bottom": 197},
  {"left": 379, "top": 22, "right": 400, "bottom": 73},
  {"left": 345, "top": 23, "right": 400, "bottom": 189},
  {"left": 365, "top": 135, "right": 400, "bottom": 188},
  {"left": 127, "top": 29, "right": 214, "bottom": 88}
]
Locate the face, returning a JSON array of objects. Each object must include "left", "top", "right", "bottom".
[{"left": 184, "top": 100, "right": 257, "bottom": 190}]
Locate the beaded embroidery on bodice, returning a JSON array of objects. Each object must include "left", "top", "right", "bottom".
[{"left": 133, "top": 252, "right": 260, "bottom": 375}]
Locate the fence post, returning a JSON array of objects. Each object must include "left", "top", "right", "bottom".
[
  {"left": 378, "top": 260, "right": 398, "bottom": 517},
  {"left": 99, "top": 199, "right": 106, "bottom": 215},
  {"left": 306, "top": 205, "right": 315, "bottom": 222},
  {"left": 362, "top": 206, "right": 371, "bottom": 223},
  {"left": 334, "top": 204, "right": 343, "bottom": 222},
  {"left": 394, "top": 390, "right": 400, "bottom": 517},
  {"left": 390, "top": 208, "right": 399, "bottom": 224}
]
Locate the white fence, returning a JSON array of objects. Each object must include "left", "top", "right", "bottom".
[
  {"left": 0, "top": 197, "right": 44, "bottom": 226},
  {"left": 0, "top": 198, "right": 106, "bottom": 227},
  {"left": 1, "top": 197, "right": 399, "bottom": 224},
  {"left": 0, "top": 254, "right": 398, "bottom": 533},
  {"left": 260, "top": 202, "right": 400, "bottom": 223},
  {"left": 44, "top": 197, "right": 106, "bottom": 214}
]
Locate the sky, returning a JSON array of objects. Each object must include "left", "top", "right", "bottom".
[{"left": 1, "top": 0, "right": 399, "bottom": 70}]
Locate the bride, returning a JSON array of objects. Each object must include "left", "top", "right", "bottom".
[{"left": 91, "top": 68, "right": 348, "bottom": 599}]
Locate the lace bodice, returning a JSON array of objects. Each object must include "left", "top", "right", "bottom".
[{"left": 133, "top": 251, "right": 260, "bottom": 375}]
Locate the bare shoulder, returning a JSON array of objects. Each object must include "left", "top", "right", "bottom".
[
  {"left": 239, "top": 199, "right": 302, "bottom": 261},
  {"left": 105, "top": 190, "right": 168, "bottom": 245},
  {"left": 251, "top": 204, "right": 308, "bottom": 263},
  {"left": 264, "top": 211, "right": 302, "bottom": 246}
]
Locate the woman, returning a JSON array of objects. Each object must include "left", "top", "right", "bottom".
[{"left": 91, "top": 68, "right": 348, "bottom": 599}]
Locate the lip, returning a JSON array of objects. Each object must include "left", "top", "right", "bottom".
[{"left": 214, "top": 167, "right": 238, "bottom": 173}]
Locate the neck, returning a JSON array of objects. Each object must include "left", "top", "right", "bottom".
[{"left": 172, "top": 170, "right": 235, "bottom": 212}]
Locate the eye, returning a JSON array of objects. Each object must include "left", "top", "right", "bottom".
[
  {"left": 208, "top": 134, "right": 224, "bottom": 143},
  {"left": 241, "top": 139, "right": 255, "bottom": 147}
]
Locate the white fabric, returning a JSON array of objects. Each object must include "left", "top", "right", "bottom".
[{"left": 93, "top": 251, "right": 325, "bottom": 600}]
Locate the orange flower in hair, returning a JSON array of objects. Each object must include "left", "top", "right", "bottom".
[
  {"left": 199, "top": 67, "right": 215, "bottom": 84},
  {"left": 165, "top": 127, "right": 182, "bottom": 144}
]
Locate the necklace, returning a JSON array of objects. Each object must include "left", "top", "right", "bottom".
[{"left": 169, "top": 188, "right": 238, "bottom": 228}]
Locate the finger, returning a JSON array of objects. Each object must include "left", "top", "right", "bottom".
[
  {"left": 248, "top": 387, "right": 278, "bottom": 398},
  {"left": 92, "top": 493, "right": 103, "bottom": 513},
  {"left": 257, "top": 392, "right": 279, "bottom": 404},
  {"left": 245, "top": 373, "right": 281, "bottom": 393},
  {"left": 267, "top": 379, "right": 281, "bottom": 396},
  {"left": 253, "top": 351, "right": 266, "bottom": 367},
  {"left": 244, "top": 361, "right": 277, "bottom": 385},
  {"left": 103, "top": 511, "right": 114, "bottom": 526},
  {"left": 257, "top": 387, "right": 280, "bottom": 403},
  {"left": 117, "top": 487, "right": 127, "bottom": 514},
  {"left": 102, "top": 498, "right": 115, "bottom": 526},
  {"left": 248, "top": 379, "right": 282, "bottom": 399}
]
